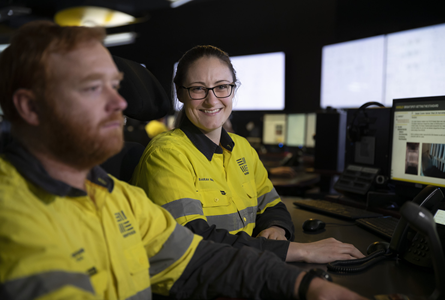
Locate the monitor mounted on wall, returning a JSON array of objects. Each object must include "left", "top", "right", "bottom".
[{"left": 173, "top": 51, "right": 285, "bottom": 112}]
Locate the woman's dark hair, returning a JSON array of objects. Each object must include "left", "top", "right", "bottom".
[
  {"left": 174, "top": 45, "right": 237, "bottom": 89},
  {"left": 173, "top": 45, "right": 237, "bottom": 127}
]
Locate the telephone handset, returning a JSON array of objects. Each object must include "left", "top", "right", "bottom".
[
  {"left": 390, "top": 185, "right": 445, "bottom": 268},
  {"left": 328, "top": 185, "right": 445, "bottom": 272}
]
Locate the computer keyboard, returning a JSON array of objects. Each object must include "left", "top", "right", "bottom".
[
  {"left": 355, "top": 216, "right": 400, "bottom": 241},
  {"left": 293, "top": 199, "right": 383, "bottom": 220}
]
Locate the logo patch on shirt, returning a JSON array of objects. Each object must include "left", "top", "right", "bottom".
[
  {"left": 115, "top": 210, "right": 136, "bottom": 238},
  {"left": 236, "top": 157, "right": 249, "bottom": 175},
  {"left": 87, "top": 267, "right": 98, "bottom": 276},
  {"left": 71, "top": 248, "right": 85, "bottom": 261}
]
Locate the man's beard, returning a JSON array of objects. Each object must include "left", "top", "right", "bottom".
[{"left": 41, "top": 108, "right": 124, "bottom": 171}]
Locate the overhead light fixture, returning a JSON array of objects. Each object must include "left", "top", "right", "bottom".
[
  {"left": 0, "top": 6, "right": 31, "bottom": 21},
  {"left": 0, "top": 44, "right": 9, "bottom": 52},
  {"left": 0, "top": 31, "right": 137, "bottom": 52},
  {"left": 169, "top": 0, "right": 193, "bottom": 8},
  {"left": 104, "top": 32, "right": 137, "bottom": 47},
  {"left": 55, "top": 6, "right": 136, "bottom": 28}
]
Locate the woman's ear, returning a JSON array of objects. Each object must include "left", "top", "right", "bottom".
[{"left": 12, "top": 89, "right": 41, "bottom": 126}]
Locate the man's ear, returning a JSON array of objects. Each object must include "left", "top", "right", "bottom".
[{"left": 12, "top": 89, "right": 41, "bottom": 126}]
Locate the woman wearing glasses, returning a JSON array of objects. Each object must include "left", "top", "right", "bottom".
[{"left": 131, "top": 45, "right": 364, "bottom": 263}]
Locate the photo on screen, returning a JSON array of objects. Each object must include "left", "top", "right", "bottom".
[
  {"left": 405, "top": 142, "right": 419, "bottom": 175},
  {"left": 421, "top": 143, "right": 445, "bottom": 179}
]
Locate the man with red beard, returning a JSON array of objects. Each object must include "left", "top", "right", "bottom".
[{"left": 0, "top": 21, "right": 367, "bottom": 300}]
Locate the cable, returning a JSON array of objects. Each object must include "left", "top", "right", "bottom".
[{"left": 347, "top": 101, "right": 385, "bottom": 142}]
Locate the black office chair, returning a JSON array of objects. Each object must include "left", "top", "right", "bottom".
[
  {"left": 0, "top": 117, "right": 13, "bottom": 153},
  {"left": 100, "top": 56, "right": 172, "bottom": 182}
]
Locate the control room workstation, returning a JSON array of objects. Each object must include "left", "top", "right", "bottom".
[
  {"left": 2, "top": 6, "right": 445, "bottom": 300},
  {"left": 222, "top": 22, "right": 445, "bottom": 300}
]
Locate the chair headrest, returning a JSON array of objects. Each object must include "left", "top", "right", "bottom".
[{"left": 112, "top": 55, "right": 172, "bottom": 122}]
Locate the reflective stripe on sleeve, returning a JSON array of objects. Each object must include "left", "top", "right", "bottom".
[
  {"left": 149, "top": 223, "right": 195, "bottom": 277},
  {"left": 207, "top": 206, "right": 256, "bottom": 232},
  {"left": 161, "top": 198, "right": 203, "bottom": 220},
  {"left": 126, "top": 286, "right": 152, "bottom": 300},
  {"left": 257, "top": 187, "right": 280, "bottom": 212},
  {"left": 0, "top": 271, "right": 94, "bottom": 299}
]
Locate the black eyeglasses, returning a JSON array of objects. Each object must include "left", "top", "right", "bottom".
[{"left": 180, "top": 83, "right": 236, "bottom": 100}]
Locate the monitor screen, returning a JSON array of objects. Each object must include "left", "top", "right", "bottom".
[
  {"left": 262, "top": 114, "right": 286, "bottom": 146},
  {"left": 390, "top": 96, "right": 445, "bottom": 189},
  {"left": 231, "top": 52, "right": 285, "bottom": 111},
  {"left": 385, "top": 23, "right": 445, "bottom": 105},
  {"left": 305, "top": 113, "right": 317, "bottom": 148},
  {"left": 173, "top": 52, "right": 285, "bottom": 112},
  {"left": 345, "top": 107, "right": 392, "bottom": 177},
  {"left": 320, "top": 35, "right": 386, "bottom": 109},
  {"left": 286, "top": 114, "right": 306, "bottom": 147}
]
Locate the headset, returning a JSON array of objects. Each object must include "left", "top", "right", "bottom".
[{"left": 346, "top": 101, "right": 385, "bottom": 143}]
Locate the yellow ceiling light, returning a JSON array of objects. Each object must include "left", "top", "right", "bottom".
[{"left": 55, "top": 6, "right": 136, "bottom": 28}]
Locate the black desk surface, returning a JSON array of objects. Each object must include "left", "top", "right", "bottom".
[{"left": 281, "top": 196, "right": 436, "bottom": 300}]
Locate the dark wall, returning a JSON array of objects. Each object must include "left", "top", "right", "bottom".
[
  {"left": 109, "top": 0, "right": 337, "bottom": 114},
  {"left": 108, "top": 0, "right": 445, "bottom": 115}
]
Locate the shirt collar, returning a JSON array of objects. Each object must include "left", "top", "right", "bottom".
[
  {"left": 180, "top": 116, "right": 235, "bottom": 161},
  {"left": 4, "top": 141, "right": 114, "bottom": 197}
]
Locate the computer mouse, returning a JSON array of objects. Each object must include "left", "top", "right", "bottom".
[{"left": 302, "top": 218, "right": 326, "bottom": 232}]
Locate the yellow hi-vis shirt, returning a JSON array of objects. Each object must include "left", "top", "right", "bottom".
[
  {"left": 0, "top": 154, "right": 202, "bottom": 300},
  {"left": 131, "top": 127, "right": 283, "bottom": 236}
]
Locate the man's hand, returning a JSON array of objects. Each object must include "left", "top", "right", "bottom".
[
  {"left": 256, "top": 226, "right": 287, "bottom": 240},
  {"left": 286, "top": 238, "right": 365, "bottom": 263},
  {"left": 294, "top": 273, "right": 369, "bottom": 300}
]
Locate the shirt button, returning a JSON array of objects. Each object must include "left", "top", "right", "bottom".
[
  {"left": 215, "top": 198, "right": 219, "bottom": 202},
  {"left": 243, "top": 217, "right": 247, "bottom": 222}
]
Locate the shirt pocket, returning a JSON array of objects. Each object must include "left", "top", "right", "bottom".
[
  {"left": 124, "top": 243, "right": 149, "bottom": 275},
  {"left": 200, "top": 189, "right": 230, "bottom": 208},
  {"left": 242, "top": 179, "right": 257, "bottom": 199}
]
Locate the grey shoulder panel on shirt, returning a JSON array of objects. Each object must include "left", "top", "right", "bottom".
[
  {"left": 0, "top": 271, "right": 95, "bottom": 299},
  {"left": 149, "top": 223, "right": 195, "bottom": 277},
  {"left": 257, "top": 187, "right": 280, "bottom": 211},
  {"left": 161, "top": 198, "right": 203, "bottom": 219}
]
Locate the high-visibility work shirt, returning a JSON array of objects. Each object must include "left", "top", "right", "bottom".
[
  {"left": 131, "top": 117, "right": 294, "bottom": 259},
  {"left": 0, "top": 143, "right": 201, "bottom": 300}
]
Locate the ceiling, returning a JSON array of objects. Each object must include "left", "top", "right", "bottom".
[{"left": 0, "top": 0, "right": 206, "bottom": 41}]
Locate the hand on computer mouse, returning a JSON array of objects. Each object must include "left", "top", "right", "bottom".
[{"left": 286, "top": 238, "right": 365, "bottom": 263}]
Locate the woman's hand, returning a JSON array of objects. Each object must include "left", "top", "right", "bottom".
[
  {"left": 256, "top": 226, "right": 288, "bottom": 240},
  {"left": 286, "top": 238, "right": 365, "bottom": 263}
]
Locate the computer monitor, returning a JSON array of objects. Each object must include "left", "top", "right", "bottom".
[
  {"left": 344, "top": 106, "right": 392, "bottom": 177},
  {"left": 320, "top": 35, "right": 386, "bottom": 109},
  {"left": 231, "top": 52, "right": 285, "bottom": 111},
  {"left": 172, "top": 51, "right": 285, "bottom": 112},
  {"left": 286, "top": 114, "right": 306, "bottom": 148},
  {"left": 262, "top": 113, "right": 286, "bottom": 146},
  {"left": 385, "top": 23, "right": 445, "bottom": 105},
  {"left": 305, "top": 113, "right": 317, "bottom": 148},
  {"left": 285, "top": 113, "right": 317, "bottom": 151},
  {"left": 390, "top": 96, "right": 445, "bottom": 199}
]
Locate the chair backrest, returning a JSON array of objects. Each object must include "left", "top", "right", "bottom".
[
  {"left": 99, "top": 56, "right": 171, "bottom": 181},
  {"left": 0, "top": 117, "right": 12, "bottom": 153}
]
